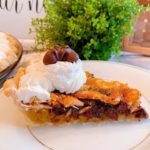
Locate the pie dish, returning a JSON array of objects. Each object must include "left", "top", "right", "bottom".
[
  {"left": 2, "top": 45, "right": 148, "bottom": 125},
  {"left": 0, "top": 32, "right": 23, "bottom": 78}
]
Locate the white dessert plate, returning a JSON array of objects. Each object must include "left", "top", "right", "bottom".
[{"left": 0, "top": 61, "right": 150, "bottom": 150}]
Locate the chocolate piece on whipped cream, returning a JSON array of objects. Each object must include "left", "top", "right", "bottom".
[{"left": 43, "top": 45, "right": 79, "bottom": 65}]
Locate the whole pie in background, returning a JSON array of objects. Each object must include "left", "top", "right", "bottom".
[{"left": 0, "top": 32, "right": 23, "bottom": 73}]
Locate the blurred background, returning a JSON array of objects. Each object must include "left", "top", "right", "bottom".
[
  {"left": 0, "top": 0, "right": 149, "bottom": 43},
  {"left": 0, "top": 0, "right": 150, "bottom": 69},
  {"left": 0, "top": 0, "right": 45, "bottom": 38}
]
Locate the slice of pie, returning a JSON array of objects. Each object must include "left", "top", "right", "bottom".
[{"left": 3, "top": 45, "right": 148, "bottom": 125}]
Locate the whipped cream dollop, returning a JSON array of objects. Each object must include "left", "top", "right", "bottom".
[
  {"left": 16, "top": 55, "right": 86, "bottom": 102},
  {"left": 17, "top": 61, "right": 53, "bottom": 102},
  {"left": 47, "top": 60, "right": 86, "bottom": 94}
]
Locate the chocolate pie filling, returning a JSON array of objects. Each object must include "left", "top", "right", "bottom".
[{"left": 23, "top": 97, "right": 148, "bottom": 125}]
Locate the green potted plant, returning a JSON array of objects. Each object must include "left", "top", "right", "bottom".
[{"left": 30, "top": 0, "right": 144, "bottom": 60}]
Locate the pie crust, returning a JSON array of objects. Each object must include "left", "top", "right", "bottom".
[{"left": 3, "top": 69, "right": 148, "bottom": 125}]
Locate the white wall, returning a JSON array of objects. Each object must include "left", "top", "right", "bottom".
[{"left": 0, "top": 0, "right": 45, "bottom": 39}]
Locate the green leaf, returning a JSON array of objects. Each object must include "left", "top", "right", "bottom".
[{"left": 30, "top": 0, "right": 144, "bottom": 60}]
